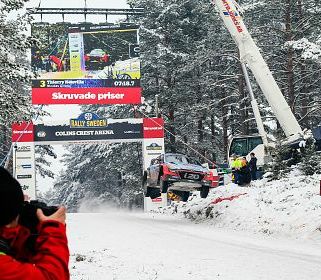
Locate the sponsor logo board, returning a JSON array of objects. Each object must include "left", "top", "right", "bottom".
[
  {"left": 16, "top": 146, "right": 31, "bottom": 152},
  {"left": 16, "top": 164, "right": 32, "bottom": 169},
  {"left": 12, "top": 122, "right": 34, "bottom": 142},
  {"left": 17, "top": 174, "right": 32, "bottom": 179},
  {"left": 34, "top": 119, "right": 144, "bottom": 142},
  {"left": 70, "top": 112, "right": 107, "bottom": 128},
  {"left": 146, "top": 143, "right": 162, "bottom": 150}
]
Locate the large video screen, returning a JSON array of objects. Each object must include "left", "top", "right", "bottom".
[{"left": 31, "top": 23, "right": 141, "bottom": 104}]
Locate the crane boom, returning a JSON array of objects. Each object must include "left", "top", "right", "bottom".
[{"left": 211, "top": 0, "right": 303, "bottom": 145}]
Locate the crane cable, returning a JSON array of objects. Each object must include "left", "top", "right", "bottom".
[{"left": 136, "top": 108, "right": 217, "bottom": 168}]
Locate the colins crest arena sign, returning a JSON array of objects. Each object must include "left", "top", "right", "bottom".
[
  {"left": 12, "top": 118, "right": 165, "bottom": 201},
  {"left": 70, "top": 112, "right": 107, "bottom": 128}
]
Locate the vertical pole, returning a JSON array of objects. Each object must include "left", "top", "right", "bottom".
[
  {"left": 136, "top": 28, "right": 140, "bottom": 45},
  {"left": 155, "top": 94, "right": 159, "bottom": 117},
  {"left": 241, "top": 62, "right": 269, "bottom": 149},
  {"left": 12, "top": 145, "right": 17, "bottom": 177},
  {"left": 320, "top": 180, "right": 321, "bottom": 196}
]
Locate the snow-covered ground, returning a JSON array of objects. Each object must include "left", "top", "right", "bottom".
[
  {"left": 67, "top": 211, "right": 321, "bottom": 280},
  {"left": 67, "top": 172, "right": 321, "bottom": 280},
  {"left": 154, "top": 171, "right": 321, "bottom": 241}
]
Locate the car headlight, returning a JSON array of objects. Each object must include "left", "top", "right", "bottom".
[{"left": 168, "top": 168, "right": 178, "bottom": 173}]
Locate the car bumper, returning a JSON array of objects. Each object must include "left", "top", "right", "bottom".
[{"left": 165, "top": 175, "right": 212, "bottom": 189}]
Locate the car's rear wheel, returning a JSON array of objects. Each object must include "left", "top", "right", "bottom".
[
  {"left": 143, "top": 175, "right": 161, "bottom": 199},
  {"left": 142, "top": 172, "right": 150, "bottom": 197},
  {"left": 149, "top": 188, "right": 161, "bottom": 199},
  {"left": 160, "top": 177, "right": 169, "bottom": 193},
  {"left": 200, "top": 186, "right": 210, "bottom": 198}
]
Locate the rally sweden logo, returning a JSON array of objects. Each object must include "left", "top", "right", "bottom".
[{"left": 70, "top": 112, "right": 108, "bottom": 128}]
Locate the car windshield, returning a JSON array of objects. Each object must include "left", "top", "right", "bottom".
[
  {"left": 90, "top": 49, "right": 105, "bottom": 56},
  {"left": 165, "top": 154, "right": 200, "bottom": 165}
]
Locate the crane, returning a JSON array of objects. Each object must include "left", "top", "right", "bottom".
[{"left": 210, "top": 0, "right": 304, "bottom": 166}]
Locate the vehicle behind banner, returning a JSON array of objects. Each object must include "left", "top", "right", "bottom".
[{"left": 31, "top": 23, "right": 141, "bottom": 105}]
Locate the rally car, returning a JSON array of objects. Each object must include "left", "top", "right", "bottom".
[
  {"left": 84, "top": 49, "right": 112, "bottom": 69},
  {"left": 142, "top": 153, "right": 220, "bottom": 201}
]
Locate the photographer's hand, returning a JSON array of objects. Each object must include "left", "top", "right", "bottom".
[{"left": 36, "top": 207, "right": 66, "bottom": 225}]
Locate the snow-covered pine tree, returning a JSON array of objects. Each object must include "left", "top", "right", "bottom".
[
  {"left": 35, "top": 145, "right": 57, "bottom": 178},
  {"left": 52, "top": 140, "right": 144, "bottom": 211},
  {"left": 0, "top": 2, "right": 58, "bottom": 179},
  {"left": 0, "top": 0, "right": 35, "bottom": 163},
  {"left": 299, "top": 137, "right": 321, "bottom": 175}
]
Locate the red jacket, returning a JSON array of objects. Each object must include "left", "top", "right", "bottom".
[{"left": 0, "top": 221, "right": 69, "bottom": 280}]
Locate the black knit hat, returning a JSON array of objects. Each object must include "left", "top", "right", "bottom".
[{"left": 0, "top": 167, "right": 24, "bottom": 227}]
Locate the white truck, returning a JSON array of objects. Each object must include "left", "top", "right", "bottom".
[{"left": 210, "top": 0, "right": 304, "bottom": 166}]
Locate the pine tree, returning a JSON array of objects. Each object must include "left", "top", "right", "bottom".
[
  {"left": 299, "top": 137, "right": 321, "bottom": 175},
  {"left": 0, "top": 0, "right": 37, "bottom": 165}
]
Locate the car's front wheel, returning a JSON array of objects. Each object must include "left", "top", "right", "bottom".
[
  {"left": 200, "top": 186, "right": 210, "bottom": 198},
  {"left": 160, "top": 177, "right": 169, "bottom": 193}
]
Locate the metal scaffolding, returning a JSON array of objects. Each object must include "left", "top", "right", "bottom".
[{"left": 27, "top": 7, "right": 144, "bottom": 22}]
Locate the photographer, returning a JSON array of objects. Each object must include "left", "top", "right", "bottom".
[{"left": 0, "top": 167, "right": 69, "bottom": 279}]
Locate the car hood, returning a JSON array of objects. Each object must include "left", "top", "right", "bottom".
[
  {"left": 166, "top": 163, "right": 206, "bottom": 173},
  {"left": 89, "top": 54, "right": 104, "bottom": 57}
]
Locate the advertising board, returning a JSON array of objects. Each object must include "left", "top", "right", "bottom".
[
  {"left": 13, "top": 116, "right": 164, "bottom": 201},
  {"left": 12, "top": 122, "right": 36, "bottom": 200},
  {"left": 31, "top": 23, "right": 141, "bottom": 104}
]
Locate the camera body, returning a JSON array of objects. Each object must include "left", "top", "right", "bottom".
[{"left": 19, "top": 200, "right": 58, "bottom": 253}]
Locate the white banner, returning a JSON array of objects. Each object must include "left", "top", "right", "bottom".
[
  {"left": 142, "top": 138, "right": 165, "bottom": 171},
  {"left": 13, "top": 142, "right": 36, "bottom": 200}
]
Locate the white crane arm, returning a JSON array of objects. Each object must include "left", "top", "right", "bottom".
[{"left": 211, "top": 0, "right": 303, "bottom": 145}]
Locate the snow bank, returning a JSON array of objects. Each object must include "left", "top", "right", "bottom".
[{"left": 154, "top": 171, "right": 321, "bottom": 241}]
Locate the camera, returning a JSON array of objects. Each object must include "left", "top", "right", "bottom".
[{"left": 19, "top": 200, "right": 58, "bottom": 253}]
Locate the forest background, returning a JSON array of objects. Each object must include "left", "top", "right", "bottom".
[{"left": 0, "top": 0, "right": 320, "bottom": 210}]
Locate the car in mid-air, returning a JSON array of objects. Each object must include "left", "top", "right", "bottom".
[
  {"left": 84, "top": 49, "right": 111, "bottom": 69},
  {"left": 142, "top": 153, "right": 220, "bottom": 201}
]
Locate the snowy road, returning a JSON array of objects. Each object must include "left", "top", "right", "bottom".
[{"left": 67, "top": 211, "right": 321, "bottom": 280}]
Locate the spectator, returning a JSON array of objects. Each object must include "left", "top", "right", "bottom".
[
  {"left": 0, "top": 167, "right": 69, "bottom": 280},
  {"left": 238, "top": 157, "right": 252, "bottom": 185},
  {"left": 249, "top": 152, "right": 258, "bottom": 180},
  {"left": 231, "top": 154, "right": 242, "bottom": 184}
]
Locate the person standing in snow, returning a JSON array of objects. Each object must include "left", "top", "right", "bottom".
[
  {"left": 248, "top": 152, "right": 258, "bottom": 180},
  {"left": 0, "top": 167, "right": 69, "bottom": 280},
  {"left": 231, "top": 154, "right": 242, "bottom": 184},
  {"left": 238, "top": 157, "right": 251, "bottom": 185}
]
